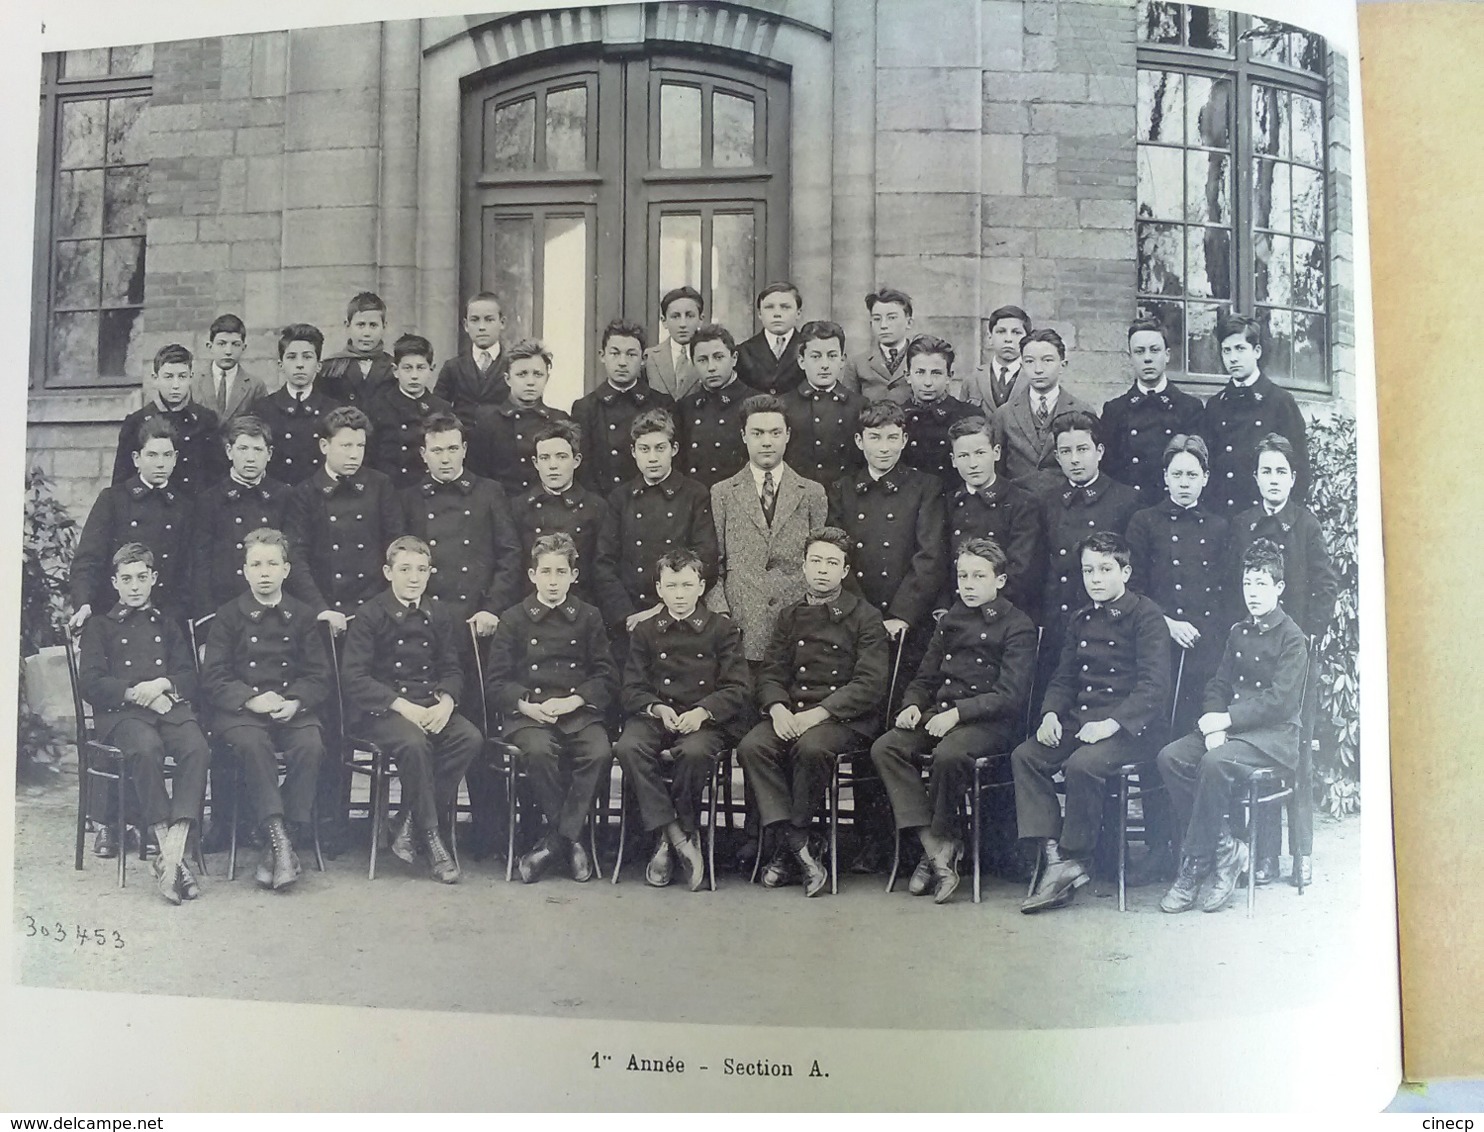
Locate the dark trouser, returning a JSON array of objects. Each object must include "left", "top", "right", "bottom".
[
  {"left": 1010, "top": 727, "right": 1145, "bottom": 859},
  {"left": 106, "top": 717, "right": 211, "bottom": 828},
  {"left": 218, "top": 721, "right": 324, "bottom": 826},
  {"left": 357, "top": 713, "right": 481, "bottom": 834},
  {"left": 508, "top": 722, "right": 613, "bottom": 843},
  {"left": 1169, "top": 637, "right": 1221, "bottom": 740},
  {"left": 736, "top": 719, "right": 863, "bottom": 831},
  {"left": 871, "top": 718, "right": 1020, "bottom": 841},
  {"left": 1157, "top": 733, "right": 1281, "bottom": 861},
  {"left": 614, "top": 716, "right": 728, "bottom": 835}
]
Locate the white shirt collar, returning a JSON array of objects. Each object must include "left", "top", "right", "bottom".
[
  {"left": 750, "top": 462, "right": 783, "bottom": 493},
  {"left": 1033, "top": 386, "right": 1060, "bottom": 411},
  {"left": 229, "top": 470, "right": 264, "bottom": 488},
  {"left": 1135, "top": 376, "right": 1169, "bottom": 395},
  {"left": 996, "top": 359, "right": 1021, "bottom": 380},
  {"left": 670, "top": 338, "right": 689, "bottom": 370},
  {"left": 867, "top": 464, "right": 894, "bottom": 481},
  {"left": 1232, "top": 368, "right": 1262, "bottom": 389},
  {"left": 769, "top": 330, "right": 793, "bottom": 353},
  {"left": 476, "top": 343, "right": 501, "bottom": 366}
]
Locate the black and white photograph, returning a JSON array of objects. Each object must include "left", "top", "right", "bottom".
[{"left": 3, "top": 0, "right": 1395, "bottom": 1112}]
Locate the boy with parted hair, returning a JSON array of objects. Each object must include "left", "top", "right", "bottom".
[
  {"left": 644, "top": 285, "right": 705, "bottom": 402},
  {"left": 957, "top": 304, "right": 1031, "bottom": 409},
  {"left": 317, "top": 291, "right": 395, "bottom": 407},
  {"left": 255, "top": 323, "right": 342, "bottom": 486},
  {"left": 571, "top": 319, "right": 675, "bottom": 495},
  {"left": 780, "top": 320, "right": 867, "bottom": 487},
  {"left": 1101, "top": 318, "right": 1205, "bottom": 505},
  {"left": 466, "top": 339, "right": 571, "bottom": 496},
  {"left": 113, "top": 343, "right": 225, "bottom": 498},
  {"left": 995, "top": 329, "right": 1098, "bottom": 483},
  {"left": 508, "top": 419, "right": 612, "bottom": 611},
  {"left": 899, "top": 335, "right": 978, "bottom": 485},
  {"left": 676, "top": 323, "right": 756, "bottom": 488},
  {"left": 435, "top": 291, "right": 511, "bottom": 422},
  {"left": 840, "top": 287, "right": 915, "bottom": 404},
  {"left": 486, "top": 532, "right": 619, "bottom": 885},
  {"left": 191, "top": 312, "right": 267, "bottom": 423},
  {"left": 363, "top": 333, "right": 455, "bottom": 488},
  {"left": 735, "top": 281, "right": 806, "bottom": 395}
]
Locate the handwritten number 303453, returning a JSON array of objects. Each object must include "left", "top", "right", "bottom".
[{"left": 23, "top": 915, "right": 124, "bottom": 948}]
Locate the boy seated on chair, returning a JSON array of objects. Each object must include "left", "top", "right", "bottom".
[
  {"left": 201, "top": 527, "right": 331, "bottom": 891},
  {"left": 1010, "top": 530, "right": 1170, "bottom": 913},
  {"left": 1155, "top": 539, "right": 1310, "bottom": 914},
  {"left": 869, "top": 537, "right": 1037, "bottom": 904},
  {"left": 735, "top": 527, "right": 890, "bottom": 898},
  {"left": 614, "top": 548, "right": 750, "bottom": 891},
  {"left": 340, "top": 536, "right": 482, "bottom": 883},
  {"left": 77, "top": 543, "right": 211, "bottom": 905},
  {"left": 486, "top": 533, "right": 619, "bottom": 885}
]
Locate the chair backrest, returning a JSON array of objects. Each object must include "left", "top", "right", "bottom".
[
  {"left": 62, "top": 631, "right": 94, "bottom": 751},
  {"left": 1022, "top": 626, "right": 1043, "bottom": 742},
  {"left": 884, "top": 627, "right": 909, "bottom": 715},
  {"left": 467, "top": 621, "right": 492, "bottom": 737},
  {"left": 187, "top": 613, "right": 214, "bottom": 675}
]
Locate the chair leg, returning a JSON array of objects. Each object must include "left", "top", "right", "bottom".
[
  {"left": 1246, "top": 783, "right": 1261, "bottom": 917},
  {"left": 750, "top": 823, "right": 763, "bottom": 885},
  {"left": 612, "top": 783, "right": 628, "bottom": 886},
  {"left": 116, "top": 774, "right": 128, "bottom": 889},
  {"left": 1117, "top": 770, "right": 1130, "bottom": 913},
  {"left": 588, "top": 787, "right": 605, "bottom": 882},
  {"left": 227, "top": 763, "right": 241, "bottom": 882},
  {"left": 74, "top": 750, "right": 89, "bottom": 872},
  {"left": 885, "top": 828, "right": 901, "bottom": 894},
  {"left": 706, "top": 759, "right": 719, "bottom": 893},
  {"left": 447, "top": 800, "right": 460, "bottom": 872},
  {"left": 367, "top": 756, "right": 382, "bottom": 882},
  {"left": 971, "top": 764, "right": 983, "bottom": 905},
  {"left": 829, "top": 762, "right": 840, "bottom": 896},
  {"left": 1027, "top": 841, "right": 1043, "bottom": 900},
  {"left": 505, "top": 762, "right": 518, "bottom": 883}
]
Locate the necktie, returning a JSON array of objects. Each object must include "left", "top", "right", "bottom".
[
  {"left": 770, "top": 334, "right": 784, "bottom": 359},
  {"left": 477, "top": 349, "right": 492, "bottom": 375},
  {"left": 1035, "top": 394, "right": 1050, "bottom": 427},
  {"left": 885, "top": 345, "right": 899, "bottom": 371},
  {"left": 216, "top": 371, "right": 227, "bottom": 411},
  {"left": 761, "top": 470, "right": 777, "bottom": 522}
]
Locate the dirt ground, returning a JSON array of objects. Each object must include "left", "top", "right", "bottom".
[{"left": 10, "top": 772, "right": 1362, "bottom": 1032}]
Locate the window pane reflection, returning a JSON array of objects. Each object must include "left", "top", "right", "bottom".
[
  {"left": 485, "top": 213, "right": 534, "bottom": 342},
  {"left": 1187, "top": 151, "right": 1229, "bottom": 224},
  {"left": 1138, "top": 70, "right": 1183, "bottom": 143},
  {"left": 60, "top": 100, "right": 107, "bottom": 169},
  {"left": 1137, "top": 222, "right": 1184, "bottom": 296},
  {"left": 658, "top": 212, "right": 702, "bottom": 293},
  {"left": 100, "top": 308, "right": 147, "bottom": 379},
  {"left": 1137, "top": 147, "right": 1184, "bottom": 221},
  {"left": 712, "top": 91, "right": 755, "bottom": 167},
  {"left": 489, "top": 97, "right": 536, "bottom": 172},
  {"left": 711, "top": 212, "right": 756, "bottom": 336},
  {"left": 542, "top": 215, "right": 588, "bottom": 412},
  {"left": 659, "top": 83, "right": 702, "bottom": 169},
  {"left": 50, "top": 311, "right": 99, "bottom": 381},
  {"left": 545, "top": 86, "right": 588, "bottom": 171},
  {"left": 1186, "top": 302, "right": 1225, "bottom": 376},
  {"left": 1187, "top": 227, "right": 1231, "bottom": 299},
  {"left": 58, "top": 170, "right": 103, "bottom": 240}
]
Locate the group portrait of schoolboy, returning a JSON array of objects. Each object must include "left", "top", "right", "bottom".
[{"left": 66, "top": 280, "right": 1339, "bottom": 918}]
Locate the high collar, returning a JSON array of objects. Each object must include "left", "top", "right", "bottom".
[
  {"left": 798, "top": 588, "right": 860, "bottom": 622},
  {"left": 106, "top": 602, "right": 159, "bottom": 623},
  {"left": 422, "top": 474, "right": 474, "bottom": 496},
  {"left": 238, "top": 591, "right": 294, "bottom": 621},
  {"left": 628, "top": 473, "right": 680, "bottom": 499},
  {"left": 1249, "top": 605, "right": 1287, "bottom": 633},
  {"left": 1249, "top": 500, "right": 1296, "bottom": 533},
  {"left": 692, "top": 379, "right": 741, "bottom": 405},
  {"left": 1060, "top": 474, "right": 1108, "bottom": 506},
  {"left": 854, "top": 465, "right": 902, "bottom": 493},
  {"left": 797, "top": 382, "right": 846, "bottom": 402},
  {"left": 956, "top": 478, "right": 1006, "bottom": 504},
  {"left": 149, "top": 397, "right": 199, "bottom": 420},
  {"left": 1158, "top": 496, "right": 1207, "bottom": 518},
  {"left": 654, "top": 608, "right": 711, "bottom": 633},
  {"left": 523, "top": 595, "right": 580, "bottom": 622},
  {"left": 599, "top": 381, "right": 652, "bottom": 405},
  {"left": 315, "top": 467, "right": 365, "bottom": 496},
  {"left": 1126, "top": 378, "right": 1173, "bottom": 405},
  {"left": 126, "top": 477, "right": 176, "bottom": 502},
  {"left": 1077, "top": 588, "right": 1139, "bottom": 620},
  {"left": 500, "top": 401, "right": 551, "bottom": 419},
  {"left": 526, "top": 483, "right": 584, "bottom": 508},
  {"left": 950, "top": 595, "right": 1012, "bottom": 623}
]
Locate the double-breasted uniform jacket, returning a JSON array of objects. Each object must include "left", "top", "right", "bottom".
[
  {"left": 1200, "top": 605, "right": 1309, "bottom": 767},
  {"left": 399, "top": 472, "right": 522, "bottom": 622},
  {"left": 189, "top": 475, "right": 291, "bottom": 620},
  {"left": 622, "top": 608, "right": 751, "bottom": 740},
  {"left": 643, "top": 340, "right": 702, "bottom": 402},
  {"left": 569, "top": 380, "right": 677, "bottom": 495},
  {"left": 735, "top": 329, "right": 804, "bottom": 396},
  {"left": 1125, "top": 499, "right": 1229, "bottom": 640},
  {"left": 71, "top": 478, "right": 193, "bottom": 617},
  {"left": 283, "top": 466, "right": 406, "bottom": 616},
  {"left": 508, "top": 482, "right": 611, "bottom": 607},
  {"left": 941, "top": 478, "right": 1046, "bottom": 617},
  {"left": 1026, "top": 472, "right": 1143, "bottom": 628},
  {"left": 1199, "top": 372, "right": 1309, "bottom": 515},
  {"left": 486, "top": 595, "right": 618, "bottom": 738},
  {"left": 596, "top": 473, "right": 719, "bottom": 626},
  {"left": 191, "top": 363, "right": 268, "bottom": 424},
  {"left": 362, "top": 382, "right": 455, "bottom": 488},
  {"left": 1100, "top": 380, "right": 1206, "bottom": 505},
  {"left": 706, "top": 462, "right": 829, "bottom": 662},
  {"left": 112, "top": 400, "right": 225, "bottom": 498},
  {"left": 317, "top": 349, "right": 395, "bottom": 408},
  {"left": 434, "top": 347, "right": 512, "bottom": 427},
  {"left": 466, "top": 400, "right": 571, "bottom": 497},
  {"left": 826, "top": 463, "right": 947, "bottom": 631},
  {"left": 779, "top": 381, "right": 867, "bottom": 488},
  {"left": 840, "top": 342, "right": 911, "bottom": 404},
  {"left": 901, "top": 597, "right": 1038, "bottom": 723},
  {"left": 755, "top": 589, "right": 891, "bottom": 737},
  {"left": 78, "top": 603, "right": 200, "bottom": 742},
  {"left": 1042, "top": 589, "right": 1171, "bottom": 738},
  {"left": 200, "top": 592, "right": 330, "bottom": 731},
  {"left": 340, "top": 589, "right": 465, "bottom": 722},
  {"left": 253, "top": 387, "right": 342, "bottom": 486},
  {"left": 902, "top": 395, "right": 980, "bottom": 484},
  {"left": 993, "top": 382, "right": 1099, "bottom": 483},
  {"left": 676, "top": 378, "right": 755, "bottom": 488},
  {"left": 1227, "top": 500, "right": 1338, "bottom": 638}
]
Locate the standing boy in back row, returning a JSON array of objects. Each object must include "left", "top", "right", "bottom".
[
  {"left": 318, "top": 292, "right": 395, "bottom": 407},
  {"left": 436, "top": 291, "right": 511, "bottom": 425}
]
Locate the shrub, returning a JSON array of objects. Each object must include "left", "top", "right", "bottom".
[{"left": 18, "top": 466, "right": 78, "bottom": 778}]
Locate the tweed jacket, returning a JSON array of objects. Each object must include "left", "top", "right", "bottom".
[
  {"left": 840, "top": 342, "right": 912, "bottom": 404},
  {"left": 643, "top": 340, "right": 702, "bottom": 402},
  {"left": 993, "top": 382, "right": 1099, "bottom": 482},
  {"left": 191, "top": 363, "right": 269, "bottom": 424}
]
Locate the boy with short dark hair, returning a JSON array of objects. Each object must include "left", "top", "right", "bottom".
[
  {"left": 508, "top": 419, "right": 612, "bottom": 611},
  {"left": 870, "top": 537, "right": 1037, "bottom": 903},
  {"left": 255, "top": 324, "right": 341, "bottom": 486},
  {"left": 958, "top": 305, "right": 1031, "bottom": 409},
  {"left": 317, "top": 291, "right": 395, "bottom": 406},
  {"left": 341, "top": 535, "right": 484, "bottom": 883},
  {"left": 840, "top": 287, "right": 915, "bottom": 404},
  {"left": 201, "top": 527, "right": 330, "bottom": 891},
  {"left": 644, "top": 286, "right": 705, "bottom": 401},
  {"left": 363, "top": 333, "right": 455, "bottom": 488},
  {"left": 1101, "top": 318, "right": 1205, "bottom": 504},
  {"left": 570, "top": 319, "right": 675, "bottom": 494},
  {"left": 1155, "top": 538, "right": 1310, "bottom": 913},
  {"left": 466, "top": 339, "right": 571, "bottom": 496},
  {"left": 676, "top": 323, "right": 755, "bottom": 488},
  {"left": 78, "top": 543, "right": 211, "bottom": 904},
  {"left": 435, "top": 291, "right": 511, "bottom": 422},
  {"left": 780, "top": 320, "right": 866, "bottom": 487},
  {"left": 735, "top": 281, "right": 806, "bottom": 394},
  {"left": 899, "top": 335, "right": 978, "bottom": 484},
  {"left": 113, "top": 343, "right": 224, "bottom": 498},
  {"left": 487, "top": 532, "right": 619, "bottom": 884},
  {"left": 995, "top": 329, "right": 1098, "bottom": 482},
  {"left": 614, "top": 548, "right": 750, "bottom": 890},
  {"left": 192, "top": 313, "right": 267, "bottom": 423}
]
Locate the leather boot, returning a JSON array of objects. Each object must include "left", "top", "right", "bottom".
[
  {"left": 1160, "top": 855, "right": 1211, "bottom": 913},
  {"left": 1253, "top": 854, "right": 1279, "bottom": 887},
  {"left": 254, "top": 838, "right": 275, "bottom": 888},
  {"left": 795, "top": 837, "right": 830, "bottom": 898},
  {"left": 267, "top": 815, "right": 299, "bottom": 891},
  {"left": 907, "top": 854, "right": 934, "bottom": 896},
  {"left": 389, "top": 810, "right": 416, "bottom": 865},
  {"left": 1201, "top": 831, "right": 1249, "bottom": 913},
  {"left": 645, "top": 838, "right": 673, "bottom": 887},
  {"left": 176, "top": 861, "right": 201, "bottom": 900},
  {"left": 760, "top": 843, "right": 797, "bottom": 888},
  {"left": 673, "top": 831, "right": 706, "bottom": 892},
  {"left": 424, "top": 828, "right": 460, "bottom": 884}
]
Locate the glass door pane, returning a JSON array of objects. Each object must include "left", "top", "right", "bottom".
[{"left": 541, "top": 214, "right": 590, "bottom": 412}]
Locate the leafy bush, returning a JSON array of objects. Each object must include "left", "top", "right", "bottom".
[
  {"left": 1306, "top": 409, "right": 1360, "bottom": 816},
  {"left": 18, "top": 466, "right": 78, "bottom": 778}
]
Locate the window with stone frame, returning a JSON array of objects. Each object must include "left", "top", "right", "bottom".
[
  {"left": 32, "top": 46, "right": 153, "bottom": 390},
  {"left": 1135, "top": 3, "right": 1330, "bottom": 391}
]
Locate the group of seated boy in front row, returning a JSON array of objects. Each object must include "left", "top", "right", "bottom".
[{"left": 65, "top": 281, "right": 1338, "bottom": 916}]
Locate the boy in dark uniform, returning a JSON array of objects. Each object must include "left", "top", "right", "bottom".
[
  {"left": 1200, "top": 313, "right": 1309, "bottom": 515},
  {"left": 508, "top": 420, "right": 611, "bottom": 612},
  {"left": 1156, "top": 539, "right": 1310, "bottom": 913},
  {"left": 780, "top": 320, "right": 866, "bottom": 489},
  {"left": 255, "top": 323, "right": 340, "bottom": 486},
  {"left": 736, "top": 528, "right": 890, "bottom": 898},
  {"left": 570, "top": 320, "right": 675, "bottom": 495},
  {"left": 466, "top": 340, "right": 570, "bottom": 496},
  {"left": 1101, "top": 318, "right": 1205, "bottom": 504},
  {"left": 900, "top": 335, "right": 978, "bottom": 485},
  {"left": 435, "top": 291, "right": 511, "bottom": 424},
  {"left": 77, "top": 543, "right": 211, "bottom": 904},
  {"left": 677, "top": 324, "right": 755, "bottom": 488},
  {"left": 201, "top": 528, "right": 329, "bottom": 891},
  {"left": 317, "top": 291, "right": 395, "bottom": 407},
  {"left": 341, "top": 536, "right": 482, "bottom": 883},
  {"left": 735, "top": 281, "right": 806, "bottom": 395},
  {"left": 487, "top": 533, "right": 619, "bottom": 885},
  {"left": 614, "top": 549, "right": 750, "bottom": 890},
  {"left": 870, "top": 537, "right": 1037, "bottom": 903},
  {"left": 363, "top": 333, "right": 455, "bottom": 488},
  {"left": 190, "top": 415, "right": 291, "bottom": 621},
  {"left": 113, "top": 344, "right": 224, "bottom": 498},
  {"left": 1012, "top": 531, "right": 1171, "bottom": 912}
]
